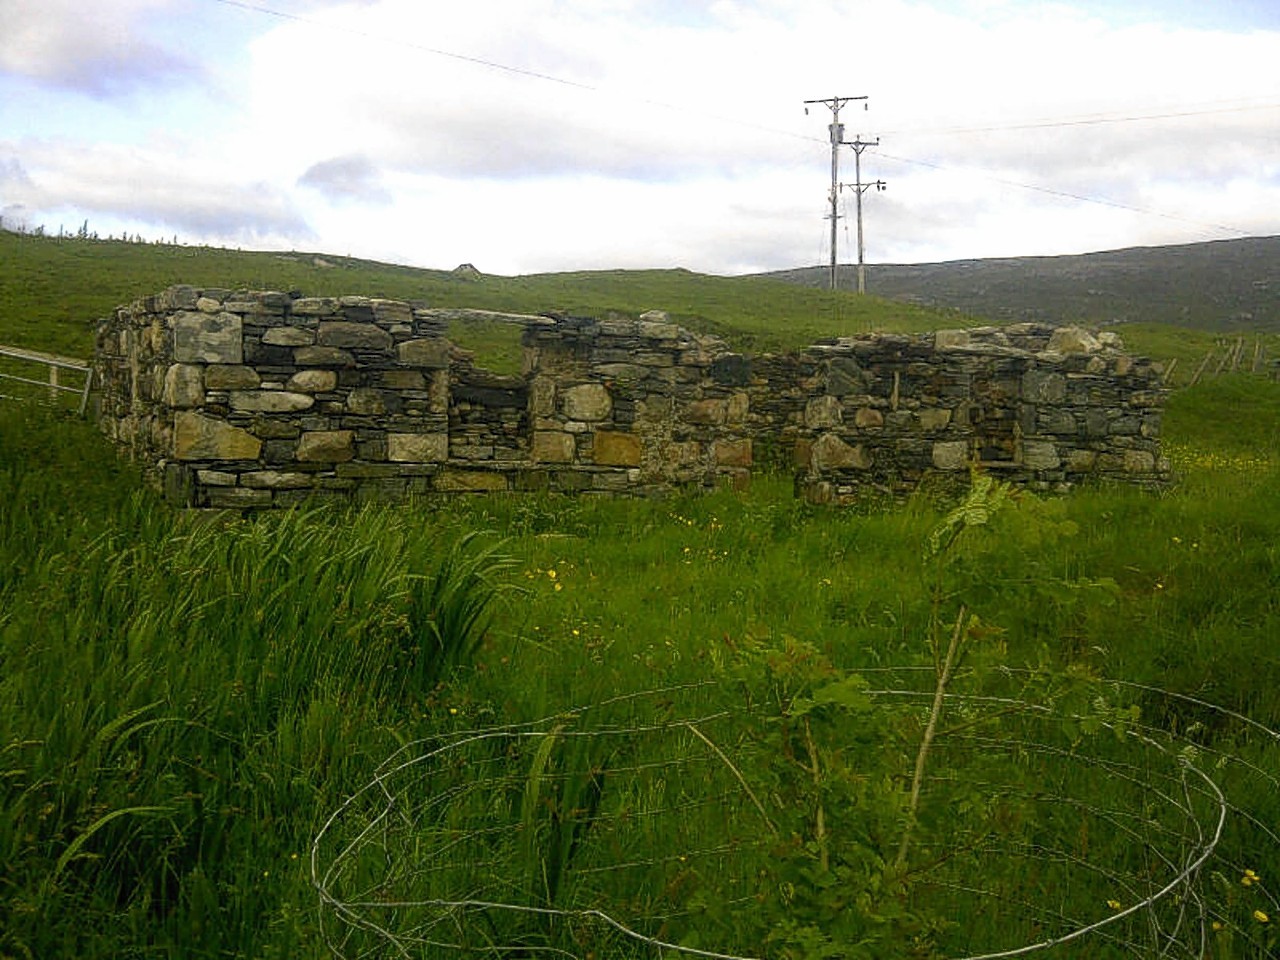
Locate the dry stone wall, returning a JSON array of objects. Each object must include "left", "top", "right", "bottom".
[{"left": 93, "top": 286, "right": 1169, "bottom": 508}]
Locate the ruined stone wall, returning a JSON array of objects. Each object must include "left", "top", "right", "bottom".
[{"left": 93, "top": 286, "right": 1169, "bottom": 508}]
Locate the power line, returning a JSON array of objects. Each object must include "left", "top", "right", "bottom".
[
  {"left": 875, "top": 150, "right": 1253, "bottom": 237},
  {"left": 880, "top": 98, "right": 1280, "bottom": 137}
]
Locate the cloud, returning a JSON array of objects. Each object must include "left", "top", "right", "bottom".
[
  {"left": 0, "top": 139, "right": 314, "bottom": 243},
  {"left": 298, "top": 155, "right": 392, "bottom": 204},
  {"left": 0, "top": 0, "right": 198, "bottom": 96},
  {"left": 4, "top": 0, "right": 1278, "bottom": 273}
]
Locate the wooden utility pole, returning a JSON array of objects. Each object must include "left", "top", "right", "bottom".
[
  {"left": 804, "top": 95, "right": 867, "bottom": 290},
  {"left": 847, "top": 135, "right": 885, "bottom": 295}
]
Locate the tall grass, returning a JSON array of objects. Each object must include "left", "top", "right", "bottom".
[{"left": 3, "top": 375, "right": 1279, "bottom": 957}]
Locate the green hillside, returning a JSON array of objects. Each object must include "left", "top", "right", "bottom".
[
  {"left": 0, "top": 230, "right": 967, "bottom": 360},
  {"left": 759, "top": 236, "right": 1280, "bottom": 331}
]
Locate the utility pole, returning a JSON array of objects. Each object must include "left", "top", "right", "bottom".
[
  {"left": 804, "top": 95, "right": 867, "bottom": 290},
  {"left": 846, "top": 135, "right": 885, "bottom": 294}
]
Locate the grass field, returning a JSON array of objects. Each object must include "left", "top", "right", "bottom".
[{"left": 2, "top": 235, "right": 1279, "bottom": 959}]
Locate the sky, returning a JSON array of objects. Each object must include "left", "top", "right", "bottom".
[{"left": 1, "top": 0, "right": 1278, "bottom": 276}]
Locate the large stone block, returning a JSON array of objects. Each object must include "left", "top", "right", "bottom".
[
  {"left": 346, "top": 388, "right": 388, "bottom": 415},
  {"left": 563, "top": 383, "right": 612, "bottom": 421},
  {"left": 1023, "top": 369, "right": 1066, "bottom": 403},
  {"left": 294, "top": 346, "right": 357, "bottom": 367},
  {"left": 262, "top": 326, "right": 315, "bottom": 347},
  {"left": 230, "top": 391, "right": 315, "bottom": 413},
  {"left": 1047, "top": 327, "right": 1101, "bottom": 355},
  {"left": 805, "top": 395, "right": 843, "bottom": 429},
  {"left": 713, "top": 438, "right": 753, "bottom": 468},
  {"left": 917, "top": 408, "right": 952, "bottom": 432},
  {"left": 436, "top": 470, "right": 509, "bottom": 492},
  {"left": 932, "top": 440, "right": 970, "bottom": 471},
  {"left": 532, "top": 430, "right": 576, "bottom": 463},
  {"left": 594, "top": 430, "right": 642, "bottom": 466},
  {"left": 388, "top": 433, "right": 448, "bottom": 463},
  {"left": 174, "top": 411, "right": 261, "bottom": 461},
  {"left": 686, "top": 398, "right": 727, "bottom": 425},
  {"left": 241, "top": 471, "right": 314, "bottom": 489},
  {"left": 397, "top": 338, "right": 452, "bottom": 368},
  {"left": 854, "top": 407, "right": 884, "bottom": 429},
  {"left": 317, "top": 321, "right": 393, "bottom": 351},
  {"left": 287, "top": 370, "right": 338, "bottom": 393},
  {"left": 173, "top": 311, "right": 243, "bottom": 364},
  {"left": 528, "top": 376, "right": 557, "bottom": 417},
  {"left": 811, "top": 433, "right": 870, "bottom": 471},
  {"left": 1022, "top": 441, "right": 1060, "bottom": 470},
  {"left": 163, "top": 364, "right": 204, "bottom": 408},
  {"left": 205, "top": 364, "right": 261, "bottom": 390},
  {"left": 296, "top": 430, "right": 356, "bottom": 462},
  {"left": 935, "top": 329, "right": 971, "bottom": 350}
]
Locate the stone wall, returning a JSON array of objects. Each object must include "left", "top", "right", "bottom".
[{"left": 93, "top": 286, "right": 1169, "bottom": 508}]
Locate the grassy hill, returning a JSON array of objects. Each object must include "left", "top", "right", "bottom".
[
  {"left": 4, "top": 230, "right": 1280, "bottom": 958},
  {"left": 759, "top": 236, "right": 1280, "bottom": 331},
  {"left": 0, "top": 229, "right": 968, "bottom": 360}
]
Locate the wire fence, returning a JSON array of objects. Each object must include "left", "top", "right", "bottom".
[
  {"left": 313, "top": 674, "right": 1279, "bottom": 960},
  {"left": 0, "top": 343, "right": 94, "bottom": 415}
]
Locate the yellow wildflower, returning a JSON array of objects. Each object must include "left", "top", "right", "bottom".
[{"left": 1254, "top": 909, "right": 1270, "bottom": 924}]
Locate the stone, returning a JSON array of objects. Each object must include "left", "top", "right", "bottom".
[
  {"left": 805, "top": 395, "right": 843, "bottom": 429},
  {"left": 855, "top": 407, "right": 884, "bottom": 429},
  {"left": 346, "top": 388, "right": 388, "bottom": 415},
  {"left": 811, "top": 433, "right": 870, "bottom": 470},
  {"left": 241, "top": 471, "right": 314, "bottom": 489},
  {"left": 528, "top": 376, "right": 557, "bottom": 417},
  {"left": 1065, "top": 449, "right": 1098, "bottom": 472},
  {"left": 639, "top": 320, "right": 680, "bottom": 340},
  {"left": 532, "top": 430, "right": 576, "bottom": 463},
  {"left": 263, "top": 326, "right": 315, "bottom": 347},
  {"left": 388, "top": 433, "right": 449, "bottom": 463},
  {"left": 1023, "top": 369, "right": 1067, "bottom": 403},
  {"left": 397, "top": 338, "right": 452, "bottom": 368},
  {"left": 296, "top": 430, "right": 356, "bottom": 462},
  {"left": 206, "top": 488, "right": 272, "bottom": 508},
  {"left": 380, "top": 370, "right": 426, "bottom": 390},
  {"left": 1022, "top": 441, "right": 1060, "bottom": 470},
  {"left": 935, "top": 329, "right": 971, "bottom": 350},
  {"left": 713, "top": 438, "right": 752, "bottom": 468},
  {"left": 174, "top": 411, "right": 261, "bottom": 461},
  {"left": 371, "top": 299, "right": 414, "bottom": 324},
  {"left": 195, "top": 296, "right": 222, "bottom": 313},
  {"left": 563, "top": 383, "right": 612, "bottom": 421},
  {"left": 163, "top": 364, "right": 204, "bottom": 408},
  {"left": 710, "top": 354, "right": 752, "bottom": 386},
  {"left": 918, "top": 408, "right": 952, "bottom": 432},
  {"left": 594, "top": 430, "right": 642, "bottom": 467},
  {"left": 173, "top": 311, "right": 243, "bottom": 364},
  {"left": 229, "top": 391, "right": 315, "bottom": 413},
  {"left": 205, "top": 364, "right": 261, "bottom": 390},
  {"left": 291, "top": 297, "right": 340, "bottom": 316},
  {"left": 686, "top": 398, "right": 727, "bottom": 425},
  {"left": 932, "top": 440, "right": 970, "bottom": 471},
  {"left": 826, "top": 357, "right": 868, "bottom": 396},
  {"left": 726, "top": 392, "right": 749, "bottom": 424},
  {"left": 196, "top": 469, "right": 238, "bottom": 486},
  {"left": 317, "top": 321, "right": 393, "bottom": 352},
  {"left": 294, "top": 346, "right": 357, "bottom": 367},
  {"left": 1047, "top": 327, "right": 1101, "bottom": 355},
  {"left": 286, "top": 370, "right": 338, "bottom": 393},
  {"left": 436, "top": 470, "right": 509, "bottom": 492},
  {"left": 1123, "top": 449, "right": 1156, "bottom": 473}
]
